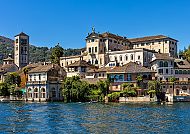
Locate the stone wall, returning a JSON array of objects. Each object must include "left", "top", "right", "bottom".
[{"left": 119, "top": 96, "right": 150, "bottom": 102}]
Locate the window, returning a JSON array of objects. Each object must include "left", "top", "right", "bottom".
[
  {"left": 115, "top": 56, "right": 117, "bottom": 61},
  {"left": 16, "top": 39, "right": 18, "bottom": 43},
  {"left": 141, "top": 43, "right": 145, "bottom": 46},
  {"left": 89, "top": 48, "right": 91, "bottom": 53},
  {"left": 165, "top": 40, "right": 167, "bottom": 43},
  {"left": 179, "top": 70, "right": 182, "bottom": 74},
  {"left": 166, "top": 78, "right": 168, "bottom": 81},
  {"left": 95, "top": 59, "right": 98, "bottom": 64},
  {"left": 158, "top": 69, "right": 163, "bottom": 74},
  {"left": 39, "top": 74, "right": 41, "bottom": 81},
  {"left": 109, "top": 39, "right": 112, "bottom": 43},
  {"left": 91, "top": 39, "right": 94, "bottom": 42},
  {"left": 95, "top": 47, "right": 97, "bottom": 52},
  {"left": 34, "top": 75, "right": 36, "bottom": 81},
  {"left": 92, "top": 47, "right": 94, "bottom": 53},
  {"left": 127, "top": 74, "right": 132, "bottom": 81},
  {"left": 100, "top": 39, "right": 102, "bottom": 42},
  {"left": 99, "top": 73, "right": 101, "bottom": 77},
  {"left": 159, "top": 61, "right": 163, "bottom": 67},
  {"left": 130, "top": 54, "right": 133, "bottom": 60},
  {"left": 41, "top": 88, "right": 46, "bottom": 98},
  {"left": 152, "top": 42, "right": 154, "bottom": 45},
  {"left": 188, "top": 70, "right": 190, "bottom": 74},
  {"left": 114, "top": 40, "right": 117, "bottom": 43},
  {"left": 138, "top": 55, "right": 140, "bottom": 60},
  {"left": 119, "top": 75, "right": 124, "bottom": 81},
  {"left": 183, "top": 70, "right": 187, "bottom": 74},
  {"left": 164, "top": 61, "right": 168, "bottom": 67},
  {"left": 166, "top": 69, "right": 168, "bottom": 74},
  {"left": 120, "top": 55, "right": 122, "bottom": 61},
  {"left": 34, "top": 88, "right": 38, "bottom": 98},
  {"left": 175, "top": 70, "right": 178, "bottom": 74},
  {"left": 158, "top": 41, "right": 161, "bottom": 44},
  {"left": 125, "top": 55, "right": 128, "bottom": 61},
  {"left": 102, "top": 73, "right": 105, "bottom": 77}
]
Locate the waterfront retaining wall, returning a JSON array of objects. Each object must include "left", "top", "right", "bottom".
[{"left": 119, "top": 96, "right": 150, "bottom": 102}]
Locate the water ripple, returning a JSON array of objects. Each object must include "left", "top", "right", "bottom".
[{"left": 0, "top": 102, "right": 190, "bottom": 133}]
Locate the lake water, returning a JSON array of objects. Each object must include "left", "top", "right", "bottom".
[{"left": 0, "top": 102, "right": 190, "bottom": 134}]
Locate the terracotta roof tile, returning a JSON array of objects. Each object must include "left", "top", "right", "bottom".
[
  {"left": 129, "top": 35, "right": 177, "bottom": 43},
  {"left": 67, "top": 60, "right": 92, "bottom": 67},
  {"left": 107, "top": 62, "right": 155, "bottom": 73},
  {"left": 28, "top": 64, "right": 55, "bottom": 73},
  {"left": 152, "top": 53, "right": 174, "bottom": 61},
  {"left": 174, "top": 59, "right": 190, "bottom": 69}
]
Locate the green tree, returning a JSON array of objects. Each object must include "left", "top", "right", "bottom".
[
  {"left": 50, "top": 44, "right": 64, "bottom": 65},
  {"left": 4, "top": 72, "right": 21, "bottom": 87},
  {"left": 147, "top": 80, "right": 161, "bottom": 98},
  {"left": 136, "top": 74, "right": 143, "bottom": 88},
  {"left": 0, "top": 83, "right": 10, "bottom": 96}
]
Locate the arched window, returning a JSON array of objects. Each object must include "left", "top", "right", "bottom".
[
  {"left": 34, "top": 88, "right": 38, "bottom": 92},
  {"left": 130, "top": 54, "right": 133, "bottom": 60},
  {"left": 159, "top": 61, "right": 163, "bottom": 67},
  {"left": 115, "top": 56, "right": 117, "bottom": 61},
  {"left": 95, "top": 59, "right": 98, "bottom": 64},
  {"left": 125, "top": 55, "right": 128, "bottom": 61},
  {"left": 34, "top": 88, "right": 38, "bottom": 98},
  {"left": 41, "top": 88, "right": 46, "bottom": 98},
  {"left": 41, "top": 88, "right": 45, "bottom": 92},
  {"left": 28, "top": 88, "right": 32, "bottom": 98},
  {"left": 164, "top": 61, "right": 168, "bottom": 67},
  {"left": 120, "top": 55, "right": 122, "bottom": 61},
  {"left": 28, "top": 88, "right": 32, "bottom": 93}
]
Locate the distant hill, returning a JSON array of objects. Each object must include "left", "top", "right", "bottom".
[{"left": 0, "top": 35, "right": 84, "bottom": 64}]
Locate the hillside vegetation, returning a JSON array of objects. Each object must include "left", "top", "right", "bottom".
[{"left": 0, "top": 36, "right": 83, "bottom": 63}]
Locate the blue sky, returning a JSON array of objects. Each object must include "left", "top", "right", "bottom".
[{"left": 0, "top": 0, "right": 190, "bottom": 51}]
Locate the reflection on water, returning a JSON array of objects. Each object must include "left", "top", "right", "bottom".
[{"left": 0, "top": 102, "right": 190, "bottom": 133}]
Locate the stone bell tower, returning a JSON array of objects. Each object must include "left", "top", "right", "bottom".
[{"left": 14, "top": 32, "right": 29, "bottom": 69}]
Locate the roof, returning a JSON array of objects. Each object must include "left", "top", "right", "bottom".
[
  {"left": 107, "top": 62, "right": 155, "bottom": 73},
  {"left": 81, "top": 78, "right": 107, "bottom": 84},
  {"left": 87, "top": 67, "right": 111, "bottom": 73},
  {"left": 174, "top": 59, "right": 190, "bottom": 69},
  {"left": 152, "top": 53, "right": 175, "bottom": 61},
  {"left": 66, "top": 60, "right": 92, "bottom": 67},
  {"left": 86, "top": 32, "right": 130, "bottom": 42},
  {"left": 3, "top": 57, "right": 14, "bottom": 61},
  {"left": 101, "top": 32, "right": 129, "bottom": 42},
  {"left": 0, "top": 64, "right": 19, "bottom": 73},
  {"left": 28, "top": 64, "right": 55, "bottom": 73},
  {"left": 15, "top": 32, "right": 29, "bottom": 37},
  {"left": 129, "top": 35, "right": 177, "bottom": 43}
]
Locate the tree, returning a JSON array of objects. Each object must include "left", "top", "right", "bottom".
[
  {"left": 0, "top": 83, "right": 10, "bottom": 96},
  {"left": 4, "top": 72, "right": 21, "bottom": 87},
  {"left": 147, "top": 80, "right": 161, "bottom": 98},
  {"left": 121, "top": 83, "right": 137, "bottom": 97},
  {"left": 136, "top": 74, "right": 143, "bottom": 88},
  {"left": 50, "top": 44, "right": 64, "bottom": 65}
]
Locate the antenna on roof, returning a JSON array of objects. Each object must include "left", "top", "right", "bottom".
[{"left": 92, "top": 26, "right": 95, "bottom": 33}]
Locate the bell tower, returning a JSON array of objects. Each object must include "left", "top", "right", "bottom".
[{"left": 14, "top": 32, "right": 29, "bottom": 69}]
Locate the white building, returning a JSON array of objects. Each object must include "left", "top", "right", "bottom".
[
  {"left": 129, "top": 35, "right": 178, "bottom": 57},
  {"left": 26, "top": 64, "right": 66, "bottom": 101},
  {"left": 107, "top": 48, "right": 155, "bottom": 67}
]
